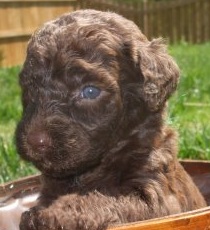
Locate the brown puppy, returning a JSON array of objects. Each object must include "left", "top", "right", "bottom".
[{"left": 16, "top": 9, "right": 206, "bottom": 230}]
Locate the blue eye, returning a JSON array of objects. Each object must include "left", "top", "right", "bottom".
[{"left": 81, "top": 86, "right": 101, "bottom": 99}]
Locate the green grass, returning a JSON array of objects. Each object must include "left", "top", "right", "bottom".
[
  {"left": 169, "top": 42, "right": 210, "bottom": 160},
  {"left": 0, "top": 43, "right": 210, "bottom": 183},
  {"left": 0, "top": 67, "right": 37, "bottom": 183}
]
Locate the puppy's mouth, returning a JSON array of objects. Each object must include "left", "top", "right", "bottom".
[
  {"left": 29, "top": 149, "right": 102, "bottom": 180},
  {"left": 24, "top": 144, "right": 88, "bottom": 178}
]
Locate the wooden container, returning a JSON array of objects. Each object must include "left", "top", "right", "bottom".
[{"left": 0, "top": 160, "right": 210, "bottom": 230}]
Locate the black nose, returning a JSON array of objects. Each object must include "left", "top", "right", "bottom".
[{"left": 27, "top": 130, "right": 52, "bottom": 153}]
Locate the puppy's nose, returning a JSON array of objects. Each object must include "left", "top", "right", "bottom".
[{"left": 27, "top": 131, "right": 52, "bottom": 153}]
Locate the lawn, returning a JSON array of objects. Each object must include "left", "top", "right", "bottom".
[
  {"left": 0, "top": 67, "right": 37, "bottom": 183},
  {"left": 0, "top": 43, "right": 210, "bottom": 183},
  {"left": 169, "top": 43, "right": 210, "bottom": 160}
]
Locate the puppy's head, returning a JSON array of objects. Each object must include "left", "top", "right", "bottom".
[{"left": 16, "top": 10, "right": 179, "bottom": 178}]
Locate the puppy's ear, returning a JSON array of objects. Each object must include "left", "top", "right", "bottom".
[{"left": 137, "top": 38, "right": 180, "bottom": 111}]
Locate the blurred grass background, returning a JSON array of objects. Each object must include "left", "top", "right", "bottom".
[
  {"left": 0, "top": 42, "right": 210, "bottom": 183},
  {"left": 0, "top": 67, "right": 37, "bottom": 183},
  {"left": 169, "top": 43, "right": 210, "bottom": 160}
]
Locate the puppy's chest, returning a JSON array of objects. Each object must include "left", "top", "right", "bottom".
[{"left": 50, "top": 175, "right": 132, "bottom": 197}]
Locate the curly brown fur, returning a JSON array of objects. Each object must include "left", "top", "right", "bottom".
[{"left": 16, "top": 9, "right": 206, "bottom": 230}]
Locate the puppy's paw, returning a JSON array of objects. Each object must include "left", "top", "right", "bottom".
[
  {"left": 19, "top": 207, "right": 60, "bottom": 230},
  {"left": 19, "top": 205, "right": 109, "bottom": 230},
  {"left": 19, "top": 207, "right": 38, "bottom": 230}
]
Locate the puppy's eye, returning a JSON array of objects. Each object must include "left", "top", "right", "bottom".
[{"left": 81, "top": 86, "right": 101, "bottom": 99}]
